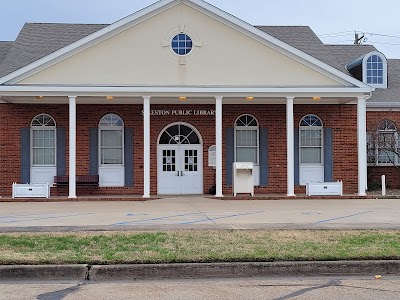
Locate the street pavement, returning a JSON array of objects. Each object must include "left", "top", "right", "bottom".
[
  {"left": 0, "top": 197, "right": 399, "bottom": 231},
  {"left": 1, "top": 276, "right": 400, "bottom": 300}
]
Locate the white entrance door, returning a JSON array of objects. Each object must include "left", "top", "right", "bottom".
[
  {"left": 158, "top": 145, "right": 203, "bottom": 195},
  {"left": 179, "top": 146, "right": 203, "bottom": 194},
  {"left": 157, "top": 123, "right": 203, "bottom": 195},
  {"left": 158, "top": 146, "right": 180, "bottom": 194}
]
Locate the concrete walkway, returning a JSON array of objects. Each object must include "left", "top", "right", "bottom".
[{"left": 0, "top": 197, "right": 399, "bottom": 231}]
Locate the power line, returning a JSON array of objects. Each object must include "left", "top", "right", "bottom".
[
  {"left": 363, "top": 32, "right": 400, "bottom": 39},
  {"left": 319, "top": 31, "right": 400, "bottom": 39},
  {"left": 368, "top": 40, "right": 400, "bottom": 46}
]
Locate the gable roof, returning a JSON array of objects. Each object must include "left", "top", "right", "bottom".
[
  {"left": 0, "top": 23, "right": 107, "bottom": 78},
  {"left": 0, "top": 0, "right": 371, "bottom": 89},
  {"left": 1, "top": 23, "right": 381, "bottom": 80}
]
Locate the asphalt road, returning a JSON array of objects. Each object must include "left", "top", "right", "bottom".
[
  {"left": 1, "top": 276, "right": 399, "bottom": 300},
  {"left": 0, "top": 197, "right": 400, "bottom": 231}
]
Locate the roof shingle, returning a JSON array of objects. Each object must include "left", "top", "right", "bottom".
[
  {"left": 0, "top": 41, "right": 14, "bottom": 65},
  {"left": 0, "top": 23, "right": 107, "bottom": 77}
]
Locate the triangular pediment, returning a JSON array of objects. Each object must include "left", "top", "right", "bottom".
[{"left": 1, "top": 0, "right": 369, "bottom": 89}]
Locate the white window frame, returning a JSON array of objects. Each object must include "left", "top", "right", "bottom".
[
  {"left": 369, "top": 119, "right": 399, "bottom": 166},
  {"left": 30, "top": 114, "right": 57, "bottom": 167},
  {"left": 362, "top": 51, "right": 388, "bottom": 88},
  {"left": 234, "top": 114, "right": 259, "bottom": 165},
  {"left": 98, "top": 114, "right": 124, "bottom": 167},
  {"left": 299, "top": 114, "right": 324, "bottom": 166}
]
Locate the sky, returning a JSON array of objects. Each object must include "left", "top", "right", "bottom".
[{"left": 1, "top": 0, "right": 399, "bottom": 58}]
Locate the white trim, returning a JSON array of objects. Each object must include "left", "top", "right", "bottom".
[
  {"left": 367, "top": 102, "right": 400, "bottom": 111},
  {"left": 299, "top": 114, "right": 324, "bottom": 167},
  {"left": 286, "top": 97, "right": 295, "bottom": 196},
  {"left": 234, "top": 114, "right": 259, "bottom": 166},
  {"left": 215, "top": 96, "right": 223, "bottom": 197},
  {"left": 98, "top": 113, "right": 125, "bottom": 167},
  {"left": 156, "top": 122, "right": 203, "bottom": 145},
  {"left": 68, "top": 96, "right": 77, "bottom": 198},
  {"left": 0, "top": 85, "right": 372, "bottom": 98},
  {"left": 362, "top": 51, "right": 388, "bottom": 89},
  {"left": 0, "top": 0, "right": 372, "bottom": 91},
  {"left": 30, "top": 113, "right": 57, "bottom": 167}
]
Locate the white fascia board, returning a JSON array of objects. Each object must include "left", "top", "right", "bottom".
[
  {"left": 186, "top": 0, "right": 371, "bottom": 89},
  {"left": 0, "top": 0, "right": 179, "bottom": 85},
  {"left": 0, "top": 85, "right": 372, "bottom": 97},
  {"left": 367, "top": 102, "right": 400, "bottom": 108}
]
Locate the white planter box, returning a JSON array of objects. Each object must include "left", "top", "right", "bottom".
[
  {"left": 12, "top": 183, "right": 50, "bottom": 198},
  {"left": 306, "top": 181, "right": 343, "bottom": 196}
]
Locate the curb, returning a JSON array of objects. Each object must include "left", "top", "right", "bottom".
[
  {"left": 0, "top": 265, "right": 88, "bottom": 281},
  {"left": 0, "top": 261, "right": 399, "bottom": 281},
  {"left": 90, "top": 261, "right": 400, "bottom": 281}
]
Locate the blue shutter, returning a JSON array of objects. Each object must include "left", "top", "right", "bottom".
[
  {"left": 294, "top": 128, "right": 299, "bottom": 185},
  {"left": 324, "top": 128, "right": 333, "bottom": 182},
  {"left": 124, "top": 128, "right": 133, "bottom": 187},
  {"left": 20, "top": 128, "right": 30, "bottom": 184},
  {"left": 56, "top": 128, "right": 66, "bottom": 176},
  {"left": 226, "top": 128, "right": 234, "bottom": 187},
  {"left": 89, "top": 128, "right": 98, "bottom": 176},
  {"left": 259, "top": 128, "right": 269, "bottom": 186}
]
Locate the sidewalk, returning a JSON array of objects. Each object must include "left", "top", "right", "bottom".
[{"left": 0, "top": 197, "right": 399, "bottom": 230}]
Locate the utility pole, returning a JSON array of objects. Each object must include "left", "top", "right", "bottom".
[{"left": 354, "top": 32, "right": 365, "bottom": 45}]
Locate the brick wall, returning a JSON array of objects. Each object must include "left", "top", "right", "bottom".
[{"left": 0, "top": 102, "right": 359, "bottom": 196}]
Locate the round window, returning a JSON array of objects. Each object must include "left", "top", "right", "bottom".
[{"left": 171, "top": 34, "right": 193, "bottom": 55}]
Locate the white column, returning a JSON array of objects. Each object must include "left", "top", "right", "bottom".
[
  {"left": 68, "top": 96, "right": 77, "bottom": 199},
  {"left": 143, "top": 96, "right": 151, "bottom": 198},
  {"left": 286, "top": 97, "right": 295, "bottom": 196},
  {"left": 215, "top": 96, "right": 224, "bottom": 197},
  {"left": 357, "top": 96, "right": 367, "bottom": 196}
]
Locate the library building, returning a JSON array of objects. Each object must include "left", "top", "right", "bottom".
[{"left": 0, "top": 0, "right": 399, "bottom": 199}]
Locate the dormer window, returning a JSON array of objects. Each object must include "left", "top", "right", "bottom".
[
  {"left": 366, "top": 54, "right": 384, "bottom": 85},
  {"left": 346, "top": 51, "right": 387, "bottom": 88}
]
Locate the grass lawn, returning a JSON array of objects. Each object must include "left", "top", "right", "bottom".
[{"left": 0, "top": 230, "right": 399, "bottom": 265}]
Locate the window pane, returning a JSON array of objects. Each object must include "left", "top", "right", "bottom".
[
  {"left": 378, "top": 150, "right": 395, "bottom": 164},
  {"left": 236, "top": 148, "right": 257, "bottom": 164},
  {"left": 301, "top": 130, "right": 321, "bottom": 146},
  {"left": 101, "top": 130, "right": 123, "bottom": 147},
  {"left": 301, "top": 148, "right": 321, "bottom": 164},
  {"left": 236, "top": 130, "right": 257, "bottom": 146},
  {"left": 33, "top": 130, "right": 43, "bottom": 139},
  {"left": 32, "top": 129, "right": 56, "bottom": 166},
  {"left": 32, "top": 148, "right": 55, "bottom": 165},
  {"left": 101, "top": 149, "right": 122, "bottom": 164}
]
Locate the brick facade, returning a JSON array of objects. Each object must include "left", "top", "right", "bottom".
[
  {"left": 0, "top": 102, "right": 359, "bottom": 196},
  {"left": 367, "top": 111, "right": 400, "bottom": 189}
]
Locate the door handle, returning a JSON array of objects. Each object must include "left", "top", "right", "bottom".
[
  {"left": 177, "top": 171, "right": 180, "bottom": 177},
  {"left": 181, "top": 171, "right": 184, "bottom": 177}
]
